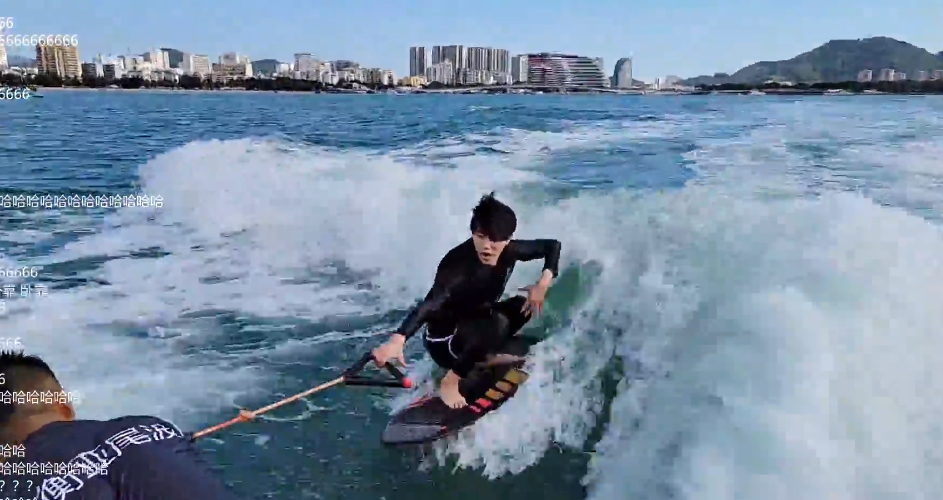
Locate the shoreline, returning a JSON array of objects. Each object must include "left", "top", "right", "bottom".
[{"left": 26, "top": 86, "right": 941, "bottom": 97}]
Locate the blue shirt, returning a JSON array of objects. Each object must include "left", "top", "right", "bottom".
[{"left": 1, "top": 415, "right": 243, "bottom": 500}]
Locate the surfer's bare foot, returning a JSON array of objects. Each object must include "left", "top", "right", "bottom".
[{"left": 439, "top": 370, "right": 467, "bottom": 409}]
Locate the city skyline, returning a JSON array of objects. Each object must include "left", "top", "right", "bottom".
[{"left": 2, "top": 0, "right": 941, "bottom": 81}]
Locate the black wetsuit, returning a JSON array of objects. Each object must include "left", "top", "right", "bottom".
[{"left": 397, "top": 238, "right": 561, "bottom": 378}]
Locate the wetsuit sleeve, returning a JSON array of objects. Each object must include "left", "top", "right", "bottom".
[
  {"left": 396, "top": 258, "right": 463, "bottom": 339},
  {"left": 113, "top": 432, "right": 245, "bottom": 500},
  {"left": 508, "top": 239, "right": 562, "bottom": 278}
]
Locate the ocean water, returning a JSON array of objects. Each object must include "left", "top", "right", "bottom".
[{"left": 2, "top": 91, "right": 943, "bottom": 500}]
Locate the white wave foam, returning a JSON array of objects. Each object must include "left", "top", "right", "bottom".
[{"left": 0, "top": 129, "right": 559, "bottom": 428}]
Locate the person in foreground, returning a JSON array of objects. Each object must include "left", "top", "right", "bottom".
[
  {"left": 0, "top": 350, "right": 244, "bottom": 500},
  {"left": 373, "top": 192, "right": 561, "bottom": 409}
]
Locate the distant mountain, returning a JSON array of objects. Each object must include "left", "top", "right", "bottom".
[{"left": 682, "top": 37, "right": 943, "bottom": 85}]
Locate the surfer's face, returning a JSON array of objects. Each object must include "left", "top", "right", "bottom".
[{"left": 472, "top": 232, "right": 509, "bottom": 265}]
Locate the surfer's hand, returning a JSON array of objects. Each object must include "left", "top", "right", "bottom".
[
  {"left": 373, "top": 334, "right": 407, "bottom": 368},
  {"left": 519, "top": 283, "right": 548, "bottom": 316}
]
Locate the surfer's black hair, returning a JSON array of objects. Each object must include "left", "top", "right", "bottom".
[
  {"left": 0, "top": 350, "right": 59, "bottom": 426},
  {"left": 470, "top": 192, "right": 517, "bottom": 242}
]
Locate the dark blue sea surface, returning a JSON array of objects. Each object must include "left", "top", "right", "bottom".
[{"left": 2, "top": 91, "right": 943, "bottom": 500}]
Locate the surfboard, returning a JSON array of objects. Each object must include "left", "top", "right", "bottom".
[
  {"left": 381, "top": 359, "right": 528, "bottom": 445},
  {"left": 381, "top": 336, "right": 537, "bottom": 446}
]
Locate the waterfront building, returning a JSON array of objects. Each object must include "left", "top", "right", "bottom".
[
  {"left": 466, "top": 47, "right": 510, "bottom": 73},
  {"left": 294, "top": 53, "right": 320, "bottom": 80},
  {"left": 425, "top": 60, "right": 455, "bottom": 85},
  {"left": 211, "top": 62, "right": 252, "bottom": 82},
  {"left": 102, "top": 63, "right": 123, "bottom": 80},
  {"left": 432, "top": 45, "right": 466, "bottom": 80},
  {"left": 878, "top": 68, "right": 895, "bottom": 81},
  {"left": 142, "top": 49, "right": 169, "bottom": 70},
  {"left": 161, "top": 48, "right": 183, "bottom": 69},
  {"left": 80, "top": 62, "right": 103, "bottom": 78},
  {"left": 409, "top": 46, "right": 427, "bottom": 77},
  {"left": 932, "top": 70, "right": 943, "bottom": 80},
  {"left": 461, "top": 68, "right": 494, "bottom": 85},
  {"left": 511, "top": 55, "right": 528, "bottom": 83},
  {"left": 399, "top": 75, "right": 427, "bottom": 87},
  {"left": 214, "top": 53, "right": 253, "bottom": 81},
  {"left": 337, "top": 67, "right": 364, "bottom": 82},
  {"left": 363, "top": 68, "right": 395, "bottom": 86},
  {"left": 36, "top": 43, "right": 82, "bottom": 78},
  {"left": 612, "top": 57, "right": 633, "bottom": 88},
  {"left": 180, "top": 53, "right": 211, "bottom": 76},
  {"left": 526, "top": 53, "right": 608, "bottom": 88},
  {"left": 917, "top": 70, "right": 928, "bottom": 81},
  {"left": 895, "top": 72, "right": 907, "bottom": 81},
  {"left": 251, "top": 59, "right": 282, "bottom": 76},
  {"left": 857, "top": 69, "right": 873, "bottom": 82}
]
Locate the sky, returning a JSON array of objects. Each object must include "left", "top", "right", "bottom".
[{"left": 4, "top": 0, "right": 941, "bottom": 82}]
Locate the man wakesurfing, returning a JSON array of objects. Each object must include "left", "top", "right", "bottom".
[{"left": 372, "top": 192, "right": 561, "bottom": 409}]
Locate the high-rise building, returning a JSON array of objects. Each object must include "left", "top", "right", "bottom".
[
  {"left": 460, "top": 47, "right": 511, "bottom": 84},
  {"left": 895, "top": 71, "right": 907, "bottom": 81},
  {"left": 511, "top": 55, "right": 528, "bottom": 83},
  {"left": 180, "top": 53, "right": 211, "bottom": 75},
  {"left": 493, "top": 48, "right": 510, "bottom": 73},
  {"left": 160, "top": 48, "right": 184, "bottom": 69},
  {"left": 0, "top": 26, "right": 7, "bottom": 69},
  {"left": 36, "top": 43, "right": 82, "bottom": 78},
  {"left": 409, "top": 46, "right": 427, "bottom": 77},
  {"left": 294, "top": 53, "right": 319, "bottom": 79},
  {"left": 192, "top": 54, "right": 211, "bottom": 76},
  {"left": 917, "top": 70, "right": 928, "bottom": 81},
  {"left": 432, "top": 45, "right": 466, "bottom": 73},
  {"left": 857, "top": 69, "right": 873, "bottom": 82},
  {"left": 527, "top": 53, "right": 607, "bottom": 87},
  {"left": 142, "top": 49, "right": 169, "bottom": 70},
  {"left": 612, "top": 57, "right": 633, "bottom": 88},
  {"left": 102, "top": 63, "right": 123, "bottom": 80},
  {"left": 466, "top": 47, "right": 509, "bottom": 73},
  {"left": 80, "top": 62, "right": 103, "bottom": 78},
  {"left": 594, "top": 58, "right": 610, "bottom": 87}
]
